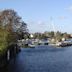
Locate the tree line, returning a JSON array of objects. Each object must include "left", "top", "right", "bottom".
[{"left": 32, "top": 31, "right": 71, "bottom": 41}]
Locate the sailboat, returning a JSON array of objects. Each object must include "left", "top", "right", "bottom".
[{"left": 50, "top": 17, "right": 62, "bottom": 47}]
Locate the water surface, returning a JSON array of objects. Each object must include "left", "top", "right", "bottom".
[{"left": 1, "top": 45, "right": 72, "bottom": 72}]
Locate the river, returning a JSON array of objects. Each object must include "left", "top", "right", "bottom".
[{"left": 1, "top": 45, "right": 72, "bottom": 72}]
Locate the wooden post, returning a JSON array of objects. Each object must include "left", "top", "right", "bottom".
[{"left": 7, "top": 50, "right": 10, "bottom": 61}]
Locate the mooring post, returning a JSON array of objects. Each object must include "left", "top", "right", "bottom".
[{"left": 7, "top": 49, "right": 10, "bottom": 61}]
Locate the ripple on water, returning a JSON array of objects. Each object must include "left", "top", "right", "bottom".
[{"left": 1, "top": 46, "right": 72, "bottom": 72}]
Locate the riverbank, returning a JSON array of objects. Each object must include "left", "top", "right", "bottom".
[{"left": 0, "top": 44, "right": 21, "bottom": 68}]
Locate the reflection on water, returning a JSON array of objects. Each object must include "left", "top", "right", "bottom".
[{"left": 1, "top": 45, "right": 72, "bottom": 72}]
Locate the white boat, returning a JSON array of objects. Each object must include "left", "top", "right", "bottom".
[
  {"left": 28, "top": 44, "right": 35, "bottom": 48},
  {"left": 56, "top": 40, "right": 72, "bottom": 47},
  {"left": 56, "top": 42, "right": 62, "bottom": 46}
]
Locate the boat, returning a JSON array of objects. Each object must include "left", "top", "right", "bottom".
[
  {"left": 56, "top": 42, "right": 62, "bottom": 47},
  {"left": 28, "top": 44, "right": 35, "bottom": 48},
  {"left": 56, "top": 40, "right": 72, "bottom": 47}
]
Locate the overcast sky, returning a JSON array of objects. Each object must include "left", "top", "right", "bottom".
[{"left": 0, "top": 0, "right": 72, "bottom": 33}]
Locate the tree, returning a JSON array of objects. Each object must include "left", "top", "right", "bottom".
[
  {"left": 33, "top": 32, "right": 42, "bottom": 39},
  {"left": 0, "top": 9, "right": 28, "bottom": 54},
  {"left": 17, "top": 21, "right": 29, "bottom": 39},
  {"left": 0, "top": 9, "right": 28, "bottom": 39},
  {"left": 63, "top": 32, "right": 70, "bottom": 39},
  {"left": 0, "top": 27, "right": 9, "bottom": 55},
  {"left": 49, "top": 31, "right": 54, "bottom": 38},
  {"left": 0, "top": 9, "right": 21, "bottom": 32}
]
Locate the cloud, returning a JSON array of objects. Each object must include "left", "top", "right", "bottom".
[
  {"left": 37, "top": 21, "right": 43, "bottom": 24},
  {"left": 65, "top": 5, "right": 72, "bottom": 11},
  {"left": 58, "top": 16, "right": 66, "bottom": 20}
]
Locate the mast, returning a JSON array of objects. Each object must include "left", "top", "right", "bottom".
[{"left": 50, "top": 17, "right": 56, "bottom": 36}]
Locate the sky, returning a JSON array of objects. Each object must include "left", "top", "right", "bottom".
[{"left": 0, "top": 0, "right": 72, "bottom": 33}]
